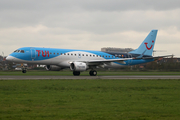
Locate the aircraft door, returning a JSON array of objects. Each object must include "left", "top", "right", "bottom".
[
  {"left": 31, "top": 48, "right": 36, "bottom": 60},
  {"left": 128, "top": 54, "right": 132, "bottom": 65},
  {"left": 78, "top": 53, "right": 81, "bottom": 58}
]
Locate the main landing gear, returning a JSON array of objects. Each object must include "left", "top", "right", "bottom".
[
  {"left": 73, "top": 71, "right": 80, "bottom": 76},
  {"left": 89, "top": 70, "right": 97, "bottom": 76},
  {"left": 72, "top": 70, "right": 97, "bottom": 76}
]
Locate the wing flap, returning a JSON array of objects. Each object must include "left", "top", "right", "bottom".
[{"left": 86, "top": 58, "right": 132, "bottom": 63}]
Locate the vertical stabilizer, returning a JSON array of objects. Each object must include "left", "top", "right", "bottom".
[{"left": 129, "top": 30, "right": 158, "bottom": 56}]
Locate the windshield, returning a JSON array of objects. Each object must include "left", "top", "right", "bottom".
[{"left": 13, "top": 50, "right": 25, "bottom": 53}]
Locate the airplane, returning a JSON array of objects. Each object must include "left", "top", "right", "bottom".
[{"left": 6, "top": 30, "right": 171, "bottom": 76}]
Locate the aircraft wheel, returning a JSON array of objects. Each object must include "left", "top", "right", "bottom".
[
  {"left": 73, "top": 71, "right": 80, "bottom": 76},
  {"left": 89, "top": 70, "right": 97, "bottom": 76},
  {"left": 22, "top": 70, "right": 27, "bottom": 73}
]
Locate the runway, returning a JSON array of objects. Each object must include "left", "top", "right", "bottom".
[{"left": 1, "top": 75, "right": 180, "bottom": 80}]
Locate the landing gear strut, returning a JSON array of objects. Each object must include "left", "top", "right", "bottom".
[
  {"left": 89, "top": 70, "right": 97, "bottom": 76},
  {"left": 73, "top": 71, "right": 80, "bottom": 76},
  {"left": 22, "top": 65, "right": 27, "bottom": 73}
]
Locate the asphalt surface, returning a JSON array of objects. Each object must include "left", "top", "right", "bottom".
[{"left": 1, "top": 75, "right": 180, "bottom": 80}]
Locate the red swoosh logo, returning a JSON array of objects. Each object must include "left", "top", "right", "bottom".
[{"left": 144, "top": 40, "right": 154, "bottom": 50}]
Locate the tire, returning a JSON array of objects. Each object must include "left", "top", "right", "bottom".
[
  {"left": 89, "top": 70, "right": 97, "bottom": 76},
  {"left": 22, "top": 70, "right": 26, "bottom": 73},
  {"left": 73, "top": 71, "right": 80, "bottom": 76}
]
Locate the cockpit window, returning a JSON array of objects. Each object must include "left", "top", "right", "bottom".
[
  {"left": 13, "top": 50, "right": 25, "bottom": 53},
  {"left": 14, "top": 50, "right": 18, "bottom": 52}
]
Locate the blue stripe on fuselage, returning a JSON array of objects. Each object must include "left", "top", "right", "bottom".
[{"left": 114, "top": 59, "right": 154, "bottom": 66}]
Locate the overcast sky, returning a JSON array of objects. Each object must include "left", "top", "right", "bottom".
[{"left": 0, "top": 0, "right": 180, "bottom": 57}]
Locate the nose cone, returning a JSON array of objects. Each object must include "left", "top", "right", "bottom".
[{"left": 6, "top": 56, "right": 14, "bottom": 61}]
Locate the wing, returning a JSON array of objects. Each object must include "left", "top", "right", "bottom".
[
  {"left": 80, "top": 58, "right": 132, "bottom": 65},
  {"left": 69, "top": 55, "right": 172, "bottom": 66}
]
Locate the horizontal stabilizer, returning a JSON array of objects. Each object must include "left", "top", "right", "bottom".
[{"left": 136, "top": 55, "right": 173, "bottom": 60}]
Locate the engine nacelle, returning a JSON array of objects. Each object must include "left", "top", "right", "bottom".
[
  {"left": 70, "top": 62, "right": 88, "bottom": 71},
  {"left": 46, "top": 65, "right": 62, "bottom": 71}
]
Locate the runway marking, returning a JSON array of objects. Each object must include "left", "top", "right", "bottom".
[{"left": 1, "top": 75, "right": 180, "bottom": 80}]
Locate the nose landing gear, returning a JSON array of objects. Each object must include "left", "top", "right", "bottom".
[
  {"left": 22, "top": 69, "right": 26, "bottom": 73},
  {"left": 22, "top": 65, "right": 27, "bottom": 73}
]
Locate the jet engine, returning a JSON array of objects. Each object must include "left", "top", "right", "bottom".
[
  {"left": 70, "top": 62, "right": 88, "bottom": 71},
  {"left": 46, "top": 65, "right": 62, "bottom": 71}
]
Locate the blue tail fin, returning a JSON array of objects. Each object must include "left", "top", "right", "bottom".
[{"left": 129, "top": 30, "right": 158, "bottom": 56}]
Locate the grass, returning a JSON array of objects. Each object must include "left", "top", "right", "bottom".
[
  {"left": 0, "top": 70, "right": 180, "bottom": 76},
  {"left": 0, "top": 79, "right": 180, "bottom": 120}
]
